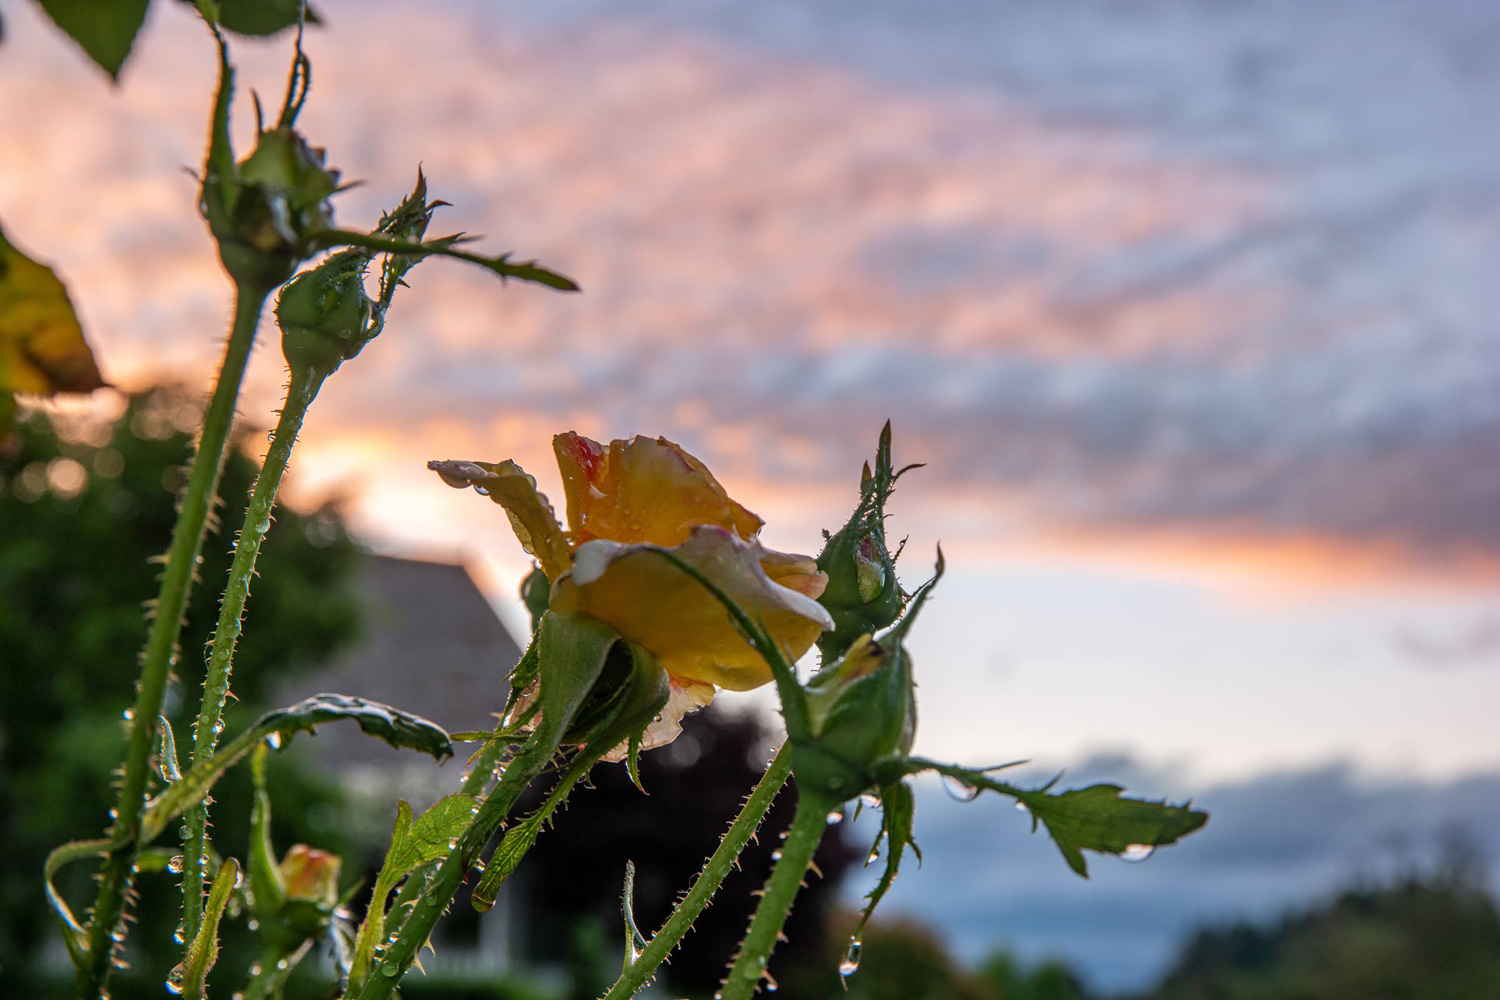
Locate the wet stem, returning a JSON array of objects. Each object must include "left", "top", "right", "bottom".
[
  {"left": 349, "top": 719, "right": 571, "bottom": 1000},
  {"left": 81, "top": 282, "right": 272, "bottom": 999},
  {"left": 603, "top": 743, "right": 793, "bottom": 1000},
  {"left": 719, "top": 785, "right": 834, "bottom": 1000},
  {"left": 181, "top": 365, "right": 328, "bottom": 947}
]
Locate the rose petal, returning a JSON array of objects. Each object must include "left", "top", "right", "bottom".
[
  {"left": 551, "top": 525, "right": 833, "bottom": 692},
  {"left": 554, "top": 432, "right": 764, "bottom": 547},
  {"left": 427, "top": 458, "right": 572, "bottom": 579},
  {"left": 599, "top": 677, "right": 716, "bottom": 763}
]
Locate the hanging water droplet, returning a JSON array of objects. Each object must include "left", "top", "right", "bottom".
[
  {"left": 770, "top": 849, "right": 783, "bottom": 861},
  {"left": 446, "top": 837, "right": 459, "bottom": 851},
  {"left": 165, "top": 964, "right": 186, "bottom": 995},
  {"left": 167, "top": 855, "right": 185, "bottom": 874},
  {"left": 122, "top": 708, "right": 135, "bottom": 722},
  {"left": 173, "top": 923, "right": 186, "bottom": 945},
  {"left": 859, "top": 792, "right": 881, "bottom": 808},
  {"left": 264, "top": 731, "right": 283, "bottom": 750},
  {"left": 1015, "top": 800, "right": 1029, "bottom": 813},
  {"left": 472, "top": 484, "right": 490, "bottom": 497},
  {"left": 865, "top": 846, "right": 880, "bottom": 867},
  {"left": 826, "top": 808, "right": 844, "bottom": 825},
  {"left": 1120, "top": 843, "right": 1156, "bottom": 863},
  {"left": 762, "top": 970, "right": 779, "bottom": 992},
  {"left": 839, "top": 936, "right": 863, "bottom": 977},
  {"left": 942, "top": 774, "right": 980, "bottom": 802}
]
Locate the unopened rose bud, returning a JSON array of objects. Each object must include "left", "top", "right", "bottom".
[
  {"left": 276, "top": 253, "right": 372, "bottom": 378},
  {"left": 218, "top": 128, "right": 341, "bottom": 288},
  {"left": 278, "top": 844, "right": 340, "bottom": 909}
]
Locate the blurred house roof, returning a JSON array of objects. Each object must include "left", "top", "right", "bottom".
[{"left": 273, "top": 553, "right": 523, "bottom": 782}]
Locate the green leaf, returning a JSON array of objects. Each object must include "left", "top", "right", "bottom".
[
  {"left": 347, "top": 794, "right": 477, "bottom": 994},
  {"left": 0, "top": 222, "right": 106, "bottom": 397},
  {"left": 1014, "top": 783, "right": 1208, "bottom": 877},
  {"left": 138, "top": 694, "right": 452, "bottom": 845},
  {"left": 620, "top": 861, "right": 647, "bottom": 975},
  {"left": 44, "top": 838, "right": 111, "bottom": 971},
  {"left": 171, "top": 857, "right": 239, "bottom": 999},
  {"left": 37, "top": 0, "right": 150, "bottom": 80},
  {"left": 214, "top": 0, "right": 321, "bottom": 36},
  {"left": 312, "top": 229, "right": 581, "bottom": 292},
  {"left": 247, "top": 743, "right": 285, "bottom": 917},
  {"left": 879, "top": 757, "right": 1207, "bottom": 877},
  {"left": 156, "top": 714, "right": 183, "bottom": 783}
]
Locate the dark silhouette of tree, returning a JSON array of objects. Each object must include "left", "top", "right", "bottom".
[{"left": 0, "top": 387, "right": 362, "bottom": 993}]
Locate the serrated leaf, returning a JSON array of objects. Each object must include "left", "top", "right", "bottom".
[
  {"left": 879, "top": 757, "right": 1207, "bottom": 877},
  {"left": 347, "top": 794, "right": 476, "bottom": 995},
  {"left": 37, "top": 0, "right": 150, "bottom": 80},
  {"left": 0, "top": 223, "right": 105, "bottom": 399},
  {"left": 1014, "top": 783, "right": 1207, "bottom": 877},
  {"left": 138, "top": 694, "right": 452, "bottom": 845}
]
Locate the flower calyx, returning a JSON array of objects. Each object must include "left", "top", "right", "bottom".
[{"left": 815, "top": 421, "right": 922, "bottom": 663}]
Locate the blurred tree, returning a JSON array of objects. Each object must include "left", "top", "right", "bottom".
[
  {"left": 787, "top": 912, "right": 998, "bottom": 1000},
  {"left": 1147, "top": 831, "right": 1500, "bottom": 1000},
  {"left": 0, "top": 387, "right": 362, "bottom": 993},
  {"left": 508, "top": 706, "right": 860, "bottom": 998},
  {"left": 978, "top": 950, "right": 1092, "bottom": 1000}
]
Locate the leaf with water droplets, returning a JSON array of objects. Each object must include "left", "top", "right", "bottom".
[
  {"left": 138, "top": 694, "right": 452, "bottom": 846},
  {"left": 877, "top": 756, "right": 1207, "bottom": 877},
  {"left": 347, "top": 794, "right": 477, "bottom": 995},
  {"left": 850, "top": 781, "right": 919, "bottom": 952}
]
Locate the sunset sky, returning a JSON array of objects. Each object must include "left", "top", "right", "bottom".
[{"left": 6, "top": 0, "right": 1500, "bottom": 797}]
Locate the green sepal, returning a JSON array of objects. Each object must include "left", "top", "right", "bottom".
[
  {"left": 815, "top": 421, "right": 922, "bottom": 662},
  {"left": 520, "top": 565, "right": 551, "bottom": 634},
  {"left": 247, "top": 743, "right": 287, "bottom": 917},
  {"left": 872, "top": 757, "right": 1209, "bottom": 877},
  {"left": 471, "top": 638, "right": 668, "bottom": 910},
  {"left": 43, "top": 837, "right": 112, "bottom": 972},
  {"left": 851, "top": 782, "right": 919, "bottom": 945},
  {"left": 210, "top": 0, "right": 322, "bottom": 37}
]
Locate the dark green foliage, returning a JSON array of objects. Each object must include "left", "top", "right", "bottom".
[
  {"left": 0, "top": 386, "right": 361, "bottom": 989},
  {"left": 1146, "top": 846, "right": 1500, "bottom": 1000},
  {"left": 792, "top": 914, "right": 995, "bottom": 1000}
]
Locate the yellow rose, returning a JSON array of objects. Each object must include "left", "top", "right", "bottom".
[{"left": 430, "top": 433, "right": 833, "bottom": 749}]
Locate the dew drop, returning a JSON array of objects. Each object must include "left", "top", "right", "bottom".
[
  {"left": 1015, "top": 800, "right": 1029, "bottom": 813},
  {"left": 253, "top": 516, "right": 271, "bottom": 533},
  {"left": 167, "top": 855, "right": 185, "bottom": 874},
  {"left": 264, "top": 731, "right": 283, "bottom": 750},
  {"left": 1120, "top": 843, "right": 1156, "bottom": 863},
  {"left": 859, "top": 792, "right": 881, "bottom": 808},
  {"left": 865, "top": 847, "right": 880, "bottom": 867},
  {"left": 762, "top": 970, "right": 779, "bottom": 992},
  {"left": 165, "top": 964, "right": 186, "bottom": 995},
  {"left": 122, "top": 708, "right": 136, "bottom": 722},
  {"left": 839, "top": 936, "right": 862, "bottom": 977},
  {"left": 379, "top": 960, "right": 400, "bottom": 977},
  {"left": 472, "top": 484, "right": 491, "bottom": 497},
  {"left": 172, "top": 924, "right": 185, "bottom": 945},
  {"left": 770, "top": 850, "right": 783, "bottom": 861},
  {"left": 941, "top": 774, "right": 980, "bottom": 802},
  {"left": 825, "top": 808, "right": 844, "bottom": 825}
]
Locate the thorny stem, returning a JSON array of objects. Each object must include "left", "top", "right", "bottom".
[
  {"left": 81, "top": 283, "right": 271, "bottom": 999},
  {"left": 181, "top": 366, "right": 326, "bottom": 945},
  {"left": 350, "top": 715, "right": 573, "bottom": 1000},
  {"left": 719, "top": 787, "right": 833, "bottom": 1000},
  {"left": 603, "top": 743, "right": 793, "bottom": 1000}
]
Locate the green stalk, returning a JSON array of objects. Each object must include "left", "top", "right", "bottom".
[
  {"left": 603, "top": 743, "right": 793, "bottom": 1000},
  {"left": 80, "top": 283, "right": 270, "bottom": 999},
  {"left": 719, "top": 788, "right": 833, "bottom": 1000},
  {"left": 350, "top": 719, "right": 569, "bottom": 1000},
  {"left": 181, "top": 366, "right": 325, "bottom": 943}
]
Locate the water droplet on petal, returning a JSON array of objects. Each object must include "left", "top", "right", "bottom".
[
  {"left": 942, "top": 774, "right": 980, "bottom": 802},
  {"left": 1120, "top": 843, "right": 1156, "bottom": 863},
  {"left": 472, "top": 484, "right": 490, "bottom": 496}
]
